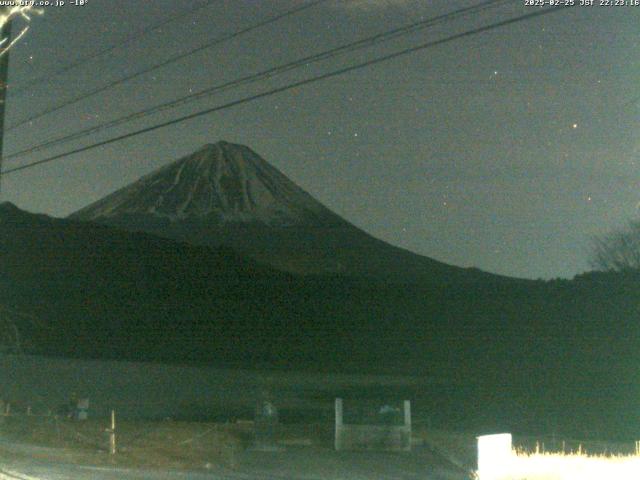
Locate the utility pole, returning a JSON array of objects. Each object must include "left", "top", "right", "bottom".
[{"left": 0, "top": 10, "right": 11, "bottom": 196}]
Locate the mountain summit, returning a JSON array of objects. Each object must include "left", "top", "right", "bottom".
[
  {"left": 71, "top": 141, "right": 497, "bottom": 281},
  {"left": 72, "top": 142, "right": 342, "bottom": 227}
]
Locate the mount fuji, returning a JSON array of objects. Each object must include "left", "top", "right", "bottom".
[{"left": 70, "top": 141, "right": 495, "bottom": 282}]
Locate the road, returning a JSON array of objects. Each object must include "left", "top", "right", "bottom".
[
  {"left": 0, "top": 462, "right": 226, "bottom": 480},
  {"left": 0, "top": 438, "right": 470, "bottom": 479},
  {"left": 0, "top": 458, "right": 469, "bottom": 480}
]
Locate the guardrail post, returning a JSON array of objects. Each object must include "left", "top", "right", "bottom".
[
  {"left": 334, "top": 398, "right": 343, "bottom": 451},
  {"left": 106, "top": 409, "right": 117, "bottom": 455}
]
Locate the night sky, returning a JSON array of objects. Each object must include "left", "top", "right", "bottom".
[{"left": 1, "top": 0, "right": 638, "bottom": 279}]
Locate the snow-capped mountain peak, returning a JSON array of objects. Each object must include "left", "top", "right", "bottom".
[{"left": 71, "top": 141, "right": 341, "bottom": 227}]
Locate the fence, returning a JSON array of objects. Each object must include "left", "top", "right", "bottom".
[
  {"left": 334, "top": 398, "right": 411, "bottom": 451},
  {"left": 0, "top": 408, "right": 242, "bottom": 469}
]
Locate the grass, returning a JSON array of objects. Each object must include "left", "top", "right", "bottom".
[
  {"left": 0, "top": 415, "right": 244, "bottom": 470},
  {"left": 6, "top": 414, "right": 639, "bottom": 479},
  {"left": 484, "top": 450, "right": 640, "bottom": 480},
  {"left": 414, "top": 428, "right": 640, "bottom": 480},
  {"left": 0, "top": 414, "right": 337, "bottom": 472},
  {"left": 474, "top": 434, "right": 640, "bottom": 480}
]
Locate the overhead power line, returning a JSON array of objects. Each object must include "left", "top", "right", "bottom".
[
  {"left": 6, "top": 0, "right": 514, "bottom": 161},
  {"left": 10, "top": 0, "right": 220, "bottom": 96},
  {"left": 7, "top": 0, "right": 327, "bottom": 132},
  {"left": 1, "top": 5, "right": 573, "bottom": 178}
]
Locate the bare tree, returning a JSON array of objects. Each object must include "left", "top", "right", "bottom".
[{"left": 590, "top": 220, "right": 640, "bottom": 272}]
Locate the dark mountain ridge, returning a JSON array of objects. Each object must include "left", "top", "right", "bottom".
[
  {"left": 69, "top": 141, "right": 512, "bottom": 283},
  {"left": 3, "top": 202, "right": 640, "bottom": 439}
]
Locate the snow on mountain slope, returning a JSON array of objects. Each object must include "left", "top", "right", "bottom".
[
  {"left": 71, "top": 142, "right": 342, "bottom": 227},
  {"left": 70, "top": 141, "right": 504, "bottom": 281}
]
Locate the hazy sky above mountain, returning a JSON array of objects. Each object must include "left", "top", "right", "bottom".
[{"left": 1, "top": 0, "right": 638, "bottom": 279}]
